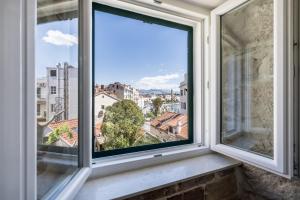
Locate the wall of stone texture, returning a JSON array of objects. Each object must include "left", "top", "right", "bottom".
[
  {"left": 237, "top": 164, "right": 300, "bottom": 200},
  {"left": 123, "top": 167, "right": 240, "bottom": 200}
]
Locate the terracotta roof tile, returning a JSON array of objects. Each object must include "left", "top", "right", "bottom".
[{"left": 150, "top": 112, "right": 178, "bottom": 127}]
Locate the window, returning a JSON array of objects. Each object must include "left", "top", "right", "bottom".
[
  {"left": 50, "top": 104, "right": 55, "bottom": 112},
  {"left": 50, "top": 86, "right": 56, "bottom": 94},
  {"left": 101, "top": 105, "right": 105, "bottom": 109},
  {"left": 92, "top": 3, "right": 193, "bottom": 158},
  {"left": 220, "top": 0, "right": 274, "bottom": 158},
  {"left": 37, "top": 104, "right": 41, "bottom": 116},
  {"left": 50, "top": 69, "right": 57, "bottom": 77},
  {"left": 36, "top": 0, "right": 79, "bottom": 198},
  {"left": 211, "top": 0, "right": 288, "bottom": 174},
  {"left": 37, "top": 87, "right": 41, "bottom": 98}
]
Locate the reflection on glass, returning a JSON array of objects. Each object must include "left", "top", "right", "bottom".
[
  {"left": 36, "top": 0, "right": 78, "bottom": 198},
  {"left": 93, "top": 5, "right": 192, "bottom": 154},
  {"left": 220, "top": 0, "right": 274, "bottom": 158}
]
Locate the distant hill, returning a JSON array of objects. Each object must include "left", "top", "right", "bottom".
[{"left": 139, "top": 89, "right": 179, "bottom": 95}]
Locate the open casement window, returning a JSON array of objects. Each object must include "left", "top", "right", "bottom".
[
  {"left": 91, "top": 1, "right": 202, "bottom": 159},
  {"left": 210, "top": 0, "right": 289, "bottom": 174}
]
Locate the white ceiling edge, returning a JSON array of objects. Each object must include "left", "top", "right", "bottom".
[{"left": 182, "top": 0, "right": 228, "bottom": 10}]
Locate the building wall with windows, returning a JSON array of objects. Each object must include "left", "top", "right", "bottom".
[
  {"left": 37, "top": 63, "right": 78, "bottom": 121},
  {"left": 106, "top": 82, "right": 140, "bottom": 104},
  {"left": 37, "top": 78, "right": 48, "bottom": 121},
  {"left": 180, "top": 74, "right": 188, "bottom": 114},
  {"left": 94, "top": 92, "right": 119, "bottom": 122}
]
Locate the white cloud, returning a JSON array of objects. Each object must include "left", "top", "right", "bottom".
[
  {"left": 43, "top": 30, "right": 78, "bottom": 46},
  {"left": 136, "top": 73, "right": 180, "bottom": 90}
]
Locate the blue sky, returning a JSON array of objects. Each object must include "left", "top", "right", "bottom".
[{"left": 37, "top": 11, "right": 188, "bottom": 91}]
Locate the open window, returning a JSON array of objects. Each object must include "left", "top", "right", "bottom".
[
  {"left": 210, "top": 0, "right": 289, "bottom": 174},
  {"left": 92, "top": 2, "right": 197, "bottom": 158}
]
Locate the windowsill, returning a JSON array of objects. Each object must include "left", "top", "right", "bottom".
[
  {"left": 91, "top": 144, "right": 210, "bottom": 178},
  {"left": 75, "top": 153, "right": 241, "bottom": 200}
]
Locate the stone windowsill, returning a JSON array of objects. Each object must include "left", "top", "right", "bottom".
[{"left": 75, "top": 153, "right": 241, "bottom": 200}]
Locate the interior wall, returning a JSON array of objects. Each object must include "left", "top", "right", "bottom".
[{"left": 237, "top": 164, "right": 300, "bottom": 200}]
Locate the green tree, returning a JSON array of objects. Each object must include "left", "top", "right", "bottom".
[
  {"left": 46, "top": 124, "right": 73, "bottom": 145},
  {"left": 145, "top": 111, "right": 155, "bottom": 119},
  {"left": 101, "top": 100, "right": 145, "bottom": 150},
  {"left": 152, "top": 97, "right": 163, "bottom": 116}
]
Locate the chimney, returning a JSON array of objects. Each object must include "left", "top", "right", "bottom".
[{"left": 176, "top": 120, "right": 182, "bottom": 135}]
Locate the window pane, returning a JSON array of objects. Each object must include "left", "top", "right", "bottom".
[
  {"left": 93, "top": 4, "right": 193, "bottom": 156},
  {"left": 36, "top": 0, "right": 79, "bottom": 198},
  {"left": 220, "top": 0, "right": 274, "bottom": 158}
]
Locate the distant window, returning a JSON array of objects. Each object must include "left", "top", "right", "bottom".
[
  {"left": 169, "top": 126, "right": 173, "bottom": 133},
  {"left": 98, "top": 111, "right": 104, "bottom": 118},
  {"left": 180, "top": 90, "right": 183, "bottom": 96},
  {"left": 50, "top": 70, "right": 57, "bottom": 77},
  {"left": 101, "top": 105, "right": 105, "bottom": 109},
  {"left": 50, "top": 86, "right": 56, "bottom": 94},
  {"left": 37, "top": 104, "right": 41, "bottom": 116},
  {"left": 37, "top": 88, "right": 41, "bottom": 98},
  {"left": 50, "top": 104, "right": 55, "bottom": 112},
  {"left": 102, "top": 95, "right": 104, "bottom": 98}
]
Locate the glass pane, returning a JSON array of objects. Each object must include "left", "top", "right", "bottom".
[
  {"left": 36, "top": 0, "right": 79, "bottom": 198},
  {"left": 93, "top": 4, "right": 193, "bottom": 156},
  {"left": 220, "top": 0, "right": 274, "bottom": 158}
]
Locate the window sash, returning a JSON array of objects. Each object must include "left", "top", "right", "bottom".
[
  {"left": 91, "top": 2, "right": 195, "bottom": 158},
  {"left": 210, "top": 0, "right": 290, "bottom": 174}
]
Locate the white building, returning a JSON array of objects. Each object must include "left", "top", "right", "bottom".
[
  {"left": 179, "top": 74, "right": 188, "bottom": 114},
  {"left": 37, "top": 78, "right": 48, "bottom": 121},
  {"left": 106, "top": 82, "right": 139, "bottom": 104},
  {"left": 37, "top": 62, "right": 78, "bottom": 121},
  {"left": 94, "top": 91, "right": 119, "bottom": 122}
]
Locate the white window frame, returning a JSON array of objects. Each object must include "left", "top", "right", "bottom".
[
  {"left": 86, "top": 0, "right": 210, "bottom": 170},
  {"left": 3, "top": 0, "right": 295, "bottom": 199},
  {"left": 210, "top": 0, "right": 291, "bottom": 175}
]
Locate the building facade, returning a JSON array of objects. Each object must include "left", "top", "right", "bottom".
[
  {"left": 179, "top": 74, "right": 188, "bottom": 114},
  {"left": 106, "top": 82, "right": 140, "bottom": 104},
  {"left": 94, "top": 91, "right": 119, "bottom": 122},
  {"left": 36, "top": 62, "right": 78, "bottom": 122}
]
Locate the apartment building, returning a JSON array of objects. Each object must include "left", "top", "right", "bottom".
[
  {"left": 106, "top": 82, "right": 140, "bottom": 104},
  {"left": 37, "top": 78, "right": 48, "bottom": 121},
  {"left": 94, "top": 91, "right": 119, "bottom": 122},
  {"left": 179, "top": 74, "right": 188, "bottom": 115},
  {"left": 37, "top": 62, "right": 78, "bottom": 122}
]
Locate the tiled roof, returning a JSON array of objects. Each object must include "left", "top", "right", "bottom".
[
  {"left": 48, "top": 119, "right": 78, "bottom": 147},
  {"left": 94, "top": 91, "right": 119, "bottom": 101},
  {"left": 177, "top": 124, "right": 188, "bottom": 139},
  {"left": 150, "top": 112, "right": 178, "bottom": 127},
  {"left": 151, "top": 113, "right": 189, "bottom": 140},
  {"left": 166, "top": 115, "right": 187, "bottom": 127},
  {"left": 48, "top": 119, "right": 78, "bottom": 130},
  {"left": 60, "top": 131, "right": 78, "bottom": 147}
]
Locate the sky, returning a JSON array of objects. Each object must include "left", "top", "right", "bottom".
[{"left": 37, "top": 10, "right": 188, "bottom": 91}]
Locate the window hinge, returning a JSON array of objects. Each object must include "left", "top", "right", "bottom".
[
  {"left": 153, "top": 154, "right": 162, "bottom": 157},
  {"left": 207, "top": 81, "right": 210, "bottom": 89},
  {"left": 153, "top": 0, "right": 162, "bottom": 4},
  {"left": 207, "top": 36, "right": 209, "bottom": 44}
]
